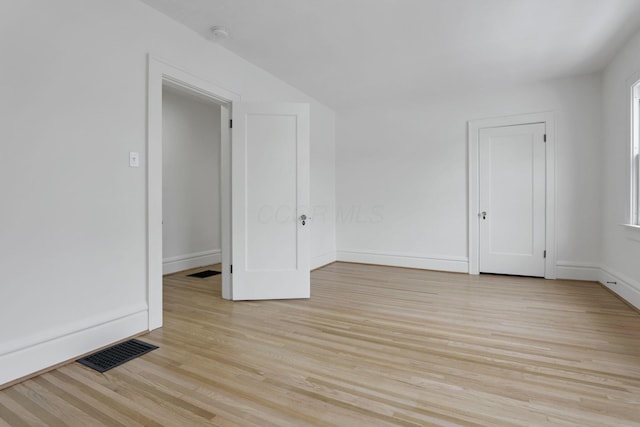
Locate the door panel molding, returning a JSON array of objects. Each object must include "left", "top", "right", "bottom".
[{"left": 468, "top": 112, "right": 556, "bottom": 279}]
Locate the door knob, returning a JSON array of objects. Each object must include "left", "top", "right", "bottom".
[
  {"left": 300, "top": 214, "right": 310, "bottom": 226},
  {"left": 479, "top": 211, "right": 487, "bottom": 220}
]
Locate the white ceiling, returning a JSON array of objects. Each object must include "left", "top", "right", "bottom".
[{"left": 141, "top": 0, "right": 640, "bottom": 109}]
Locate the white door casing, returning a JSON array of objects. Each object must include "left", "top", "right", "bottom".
[
  {"left": 148, "top": 56, "right": 237, "bottom": 330},
  {"left": 468, "top": 112, "right": 556, "bottom": 279},
  {"left": 478, "top": 123, "right": 546, "bottom": 277},
  {"left": 231, "top": 103, "right": 311, "bottom": 300}
]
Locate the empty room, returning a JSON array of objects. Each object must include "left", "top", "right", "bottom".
[{"left": 2, "top": 0, "right": 640, "bottom": 425}]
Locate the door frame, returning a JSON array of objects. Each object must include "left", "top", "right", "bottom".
[
  {"left": 468, "top": 112, "right": 556, "bottom": 279},
  {"left": 147, "top": 55, "right": 239, "bottom": 330}
]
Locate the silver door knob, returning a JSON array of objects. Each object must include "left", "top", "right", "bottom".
[
  {"left": 300, "top": 214, "right": 310, "bottom": 226},
  {"left": 478, "top": 211, "right": 487, "bottom": 220}
]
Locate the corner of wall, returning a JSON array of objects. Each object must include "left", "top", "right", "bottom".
[
  {"left": 311, "top": 251, "right": 337, "bottom": 270},
  {"left": 599, "top": 266, "right": 640, "bottom": 310}
]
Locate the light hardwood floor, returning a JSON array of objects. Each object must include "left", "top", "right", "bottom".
[{"left": 1, "top": 262, "right": 640, "bottom": 426}]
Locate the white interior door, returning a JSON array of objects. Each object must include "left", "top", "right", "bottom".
[
  {"left": 230, "top": 103, "right": 310, "bottom": 300},
  {"left": 479, "top": 123, "right": 546, "bottom": 277}
]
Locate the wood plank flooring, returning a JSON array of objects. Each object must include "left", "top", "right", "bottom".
[{"left": 2, "top": 262, "right": 640, "bottom": 426}]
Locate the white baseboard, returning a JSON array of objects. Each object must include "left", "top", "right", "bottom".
[
  {"left": 600, "top": 266, "right": 640, "bottom": 310},
  {"left": 311, "top": 251, "right": 337, "bottom": 270},
  {"left": 554, "top": 262, "right": 640, "bottom": 310},
  {"left": 556, "top": 261, "right": 601, "bottom": 281},
  {"left": 337, "top": 249, "right": 469, "bottom": 273},
  {"left": 163, "top": 249, "right": 221, "bottom": 275},
  {"left": 333, "top": 253, "right": 640, "bottom": 311},
  {"left": 0, "top": 305, "right": 148, "bottom": 387}
]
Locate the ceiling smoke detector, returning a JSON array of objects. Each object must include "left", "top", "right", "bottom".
[{"left": 209, "top": 26, "right": 230, "bottom": 42}]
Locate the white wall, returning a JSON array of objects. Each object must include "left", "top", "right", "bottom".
[
  {"left": 162, "top": 87, "right": 221, "bottom": 274},
  {"left": 310, "top": 105, "right": 337, "bottom": 269},
  {"left": 336, "top": 73, "right": 603, "bottom": 277},
  {"left": 600, "top": 29, "right": 640, "bottom": 308},
  {"left": 0, "top": 0, "right": 336, "bottom": 386}
]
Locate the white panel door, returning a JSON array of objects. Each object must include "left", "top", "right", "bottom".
[
  {"left": 231, "top": 103, "right": 310, "bottom": 300},
  {"left": 479, "top": 123, "right": 546, "bottom": 277}
]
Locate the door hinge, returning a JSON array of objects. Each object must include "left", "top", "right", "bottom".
[
  {"left": 543, "top": 134, "right": 547, "bottom": 142},
  {"left": 229, "top": 119, "right": 233, "bottom": 129},
  {"left": 230, "top": 264, "right": 233, "bottom": 274},
  {"left": 543, "top": 250, "right": 547, "bottom": 258}
]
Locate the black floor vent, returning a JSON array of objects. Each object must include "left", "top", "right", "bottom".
[
  {"left": 77, "top": 339, "right": 158, "bottom": 373},
  {"left": 188, "top": 270, "right": 220, "bottom": 278}
]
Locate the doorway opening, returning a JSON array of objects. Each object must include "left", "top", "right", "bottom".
[
  {"left": 161, "top": 82, "right": 224, "bottom": 285},
  {"left": 468, "top": 112, "right": 556, "bottom": 279},
  {"left": 147, "top": 56, "right": 236, "bottom": 330}
]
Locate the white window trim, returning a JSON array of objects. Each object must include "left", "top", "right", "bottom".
[
  {"left": 629, "top": 78, "right": 640, "bottom": 227},
  {"left": 621, "top": 223, "right": 640, "bottom": 232}
]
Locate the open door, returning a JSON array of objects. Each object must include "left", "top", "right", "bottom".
[{"left": 230, "top": 103, "right": 310, "bottom": 300}]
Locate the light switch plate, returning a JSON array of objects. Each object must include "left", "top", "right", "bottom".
[{"left": 129, "top": 152, "right": 140, "bottom": 168}]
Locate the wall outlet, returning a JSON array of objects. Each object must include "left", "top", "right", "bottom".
[{"left": 129, "top": 152, "right": 140, "bottom": 168}]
